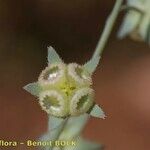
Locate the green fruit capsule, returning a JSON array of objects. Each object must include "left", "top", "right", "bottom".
[
  {"left": 39, "top": 90, "right": 69, "bottom": 117},
  {"left": 70, "top": 88, "right": 94, "bottom": 116},
  {"left": 38, "top": 63, "right": 66, "bottom": 88},
  {"left": 68, "top": 63, "right": 92, "bottom": 87}
]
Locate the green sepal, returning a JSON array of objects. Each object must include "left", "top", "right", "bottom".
[
  {"left": 48, "top": 46, "right": 62, "bottom": 64},
  {"left": 90, "top": 104, "right": 106, "bottom": 119},
  {"left": 23, "top": 82, "right": 42, "bottom": 97},
  {"left": 83, "top": 55, "right": 100, "bottom": 74}
]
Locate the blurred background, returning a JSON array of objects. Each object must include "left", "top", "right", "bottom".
[{"left": 0, "top": 0, "right": 150, "bottom": 149}]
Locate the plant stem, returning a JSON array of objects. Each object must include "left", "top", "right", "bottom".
[
  {"left": 50, "top": 115, "right": 89, "bottom": 150},
  {"left": 93, "top": 0, "right": 123, "bottom": 58}
]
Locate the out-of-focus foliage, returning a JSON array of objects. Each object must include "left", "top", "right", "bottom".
[{"left": 118, "top": 0, "right": 150, "bottom": 44}]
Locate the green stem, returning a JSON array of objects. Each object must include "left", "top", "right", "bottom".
[
  {"left": 59, "top": 115, "right": 89, "bottom": 150},
  {"left": 93, "top": 0, "right": 123, "bottom": 58}
]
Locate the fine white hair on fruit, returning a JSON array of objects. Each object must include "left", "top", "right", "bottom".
[
  {"left": 70, "top": 87, "right": 94, "bottom": 116},
  {"left": 68, "top": 63, "right": 92, "bottom": 86},
  {"left": 38, "top": 63, "right": 66, "bottom": 86},
  {"left": 39, "top": 90, "right": 68, "bottom": 117}
]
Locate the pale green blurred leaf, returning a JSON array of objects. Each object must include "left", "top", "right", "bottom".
[
  {"left": 48, "top": 46, "right": 62, "bottom": 64},
  {"left": 23, "top": 82, "right": 42, "bottom": 97},
  {"left": 118, "top": 11, "right": 141, "bottom": 38},
  {"left": 39, "top": 116, "right": 67, "bottom": 150},
  {"left": 139, "top": 14, "right": 150, "bottom": 42},
  {"left": 127, "top": 0, "right": 143, "bottom": 7},
  {"left": 59, "top": 114, "right": 89, "bottom": 140},
  {"left": 64, "top": 137, "right": 103, "bottom": 150},
  {"left": 90, "top": 104, "right": 106, "bottom": 119}
]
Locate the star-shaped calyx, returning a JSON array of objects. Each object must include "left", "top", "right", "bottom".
[{"left": 24, "top": 46, "right": 105, "bottom": 119}]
